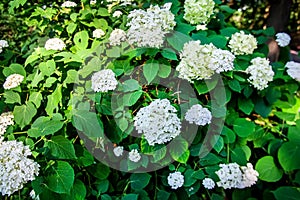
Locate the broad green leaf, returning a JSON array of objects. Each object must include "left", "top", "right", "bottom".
[
  {"left": 194, "top": 78, "right": 219, "bottom": 95},
  {"left": 157, "top": 190, "right": 170, "bottom": 200},
  {"left": 274, "top": 112, "right": 296, "bottom": 121},
  {"left": 199, "top": 153, "right": 222, "bottom": 166},
  {"left": 67, "top": 22, "right": 77, "bottom": 35},
  {"left": 3, "top": 63, "right": 26, "bottom": 77},
  {"left": 184, "top": 169, "right": 197, "bottom": 187},
  {"left": 161, "top": 48, "right": 178, "bottom": 60},
  {"left": 25, "top": 54, "right": 39, "bottom": 66},
  {"left": 228, "top": 79, "right": 241, "bottom": 93},
  {"left": 122, "top": 79, "right": 141, "bottom": 92},
  {"left": 29, "top": 92, "right": 43, "bottom": 108},
  {"left": 39, "top": 60, "right": 56, "bottom": 77},
  {"left": 13, "top": 102, "right": 37, "bottom": 129},
  {"left": 30, "top": 70, "right": 44, "bottom": 88},
  {"left": 167, "top": 31, "right": 192, "bottom": 51},
  {"left": 130, "top": 173, "right": 151, "bottom": 190},
  {"left": 96, "top": 180, "right": 109, "bottom": 195},
  {"left": 255, "top": 156, "right": 283, "bottom": 182},
  {"left": 63, "top": 69, "right": 78, "bottom": 86},
  {"left": 88, "top": 163, "right": 110, "bottom": 180},
  {"left": 278, "top": 142, "right": 300, "bottom": 171},
  {"left": 143, "top": 60, "right": 159, "bottom": 84},
  {"left": 61, "top": 179, "right": 87, "bottom": 200},
  {"left": 213, "top": 137, "right": 224, "bottom": 153},
  {"left": 46, "top": 161, "right": 75, "bottom": 194},
  {"left": 238, "top": 98, "right": 254, "bottom": 115},
  {"left": 73, "top": 31, "right": 89, "bottom": 50},
  {"left": 122, "top": 194, "right": 138, "bottom": 200},
  {"left": 8, "top": 0, "right": 26, "bottom": 14},
  {"left": 46, "top": 135, "right": 76, "bottom": 159},
  {"left": 4, "top": 90, "right": 21, "bottom": 104},
  {"left": 45, "top": 84, "right": 62, "bottom": 116},
  {"left": 221, "top": 126, "right": 236, "bottom": 143},
  {"left": 54, "top": 52, "right": 83, "bottom": 63},
  {"left": 272, "top": 187, "right": 300, "bottom": 200},
  {"left": 230, "top": 146, "right": 247, "bottom": 165},
  {"left": 158, "top": 63, "right": 172, "bottom": 78},
  {"left": 169, "top": 137, "right": 190, "bottom": 164},
  {"left": 208, "top": 35, "right": 227, "bottom": 49},
  {"left": 233, "top": 118, "right": 255, "bottom": 137},
  {"left": 152, "top": 146, "right": 167, "bottom": 162},
  {"left": 106, "top": 46, "right": 121, "bottom": 58},
  {"left": 72, "top": 110, "right": 104, "bottom": 138},
  {"left": 92, "top": 18, "right": 108, "bottom": 30},
  {"left": 98, "top": 8, "right": 109, "bottom": 16},
  {"left": 220, "top": 27, "right": 239, "bottom": 37},
  {"left": 28, "top": 114, "right": 64, "bottom": 137}
]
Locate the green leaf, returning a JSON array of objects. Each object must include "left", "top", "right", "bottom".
[
  {"left": 63, "top": 70, "right": 78, "bottom": 87},
  {"left": 130, "top": 173, "right": 151, "bottom": 190},
  {"left": 88, "top": 163, "right": 110, "bottom": 180},
  {"left": 98, "top": 8, "right": 109, "bottom": 16},
  {"left": 3, "top": 63, "right": 26, "bottom": 77},
  {"left": 122, "top": 194, "right": 139, "bottom": 200},
  {"left": 169, "top": 137, "right": 190, "bottom": 164},
  {"left": 46, "top": 161, "right": 75, "bottom": 194},
  {"left": 161, "top": 48, "right": 178, "bottom": 60},
  {"left": 8, "top": 0, "right": 26, "bottom": 13},
  {"left": 25, "top": 54, "right": 39, "bottom": 66},
  {"left": 92, "top": 18, "right": 108, "bottom": 30},
  {"left": 220, "top": 5, "right": 236, "bottom": 14},
  {"left": 157, "top": 190, "right": 170, "bottom": 200},
  {"left": 96, "top": 180, "right": 109, "bottom": 195},
  {"left": 278, "top": 142, "right": 300, "bottom": 171},
  {"left": 220, "top": 27, "right": 239, "bottom": 37},
  {"left": 221, "top": 126, "right": 236, "bottom": 143},
  {"left": 194, "top": 78, "right": 219, "bottom": 95},
  {"left": 122, "top": 79, "right": 141, "bottom": 92},
  {"left": 73, "top": 31, "right": 89, "bottom": 50},
  {"left": 45, "top": 84, "right": 62, "bottom": 116},
  {"left": 228, "top": 79, "right": 241, "bottom": 93},
  {"left": 213, "top": 137, "right": 224, "bottom": 153},
  {"left": 28, "top": 114, "right": 64, "bottom": 137},
  {"left": 29, "top": 92, "right": 43, "bottom": 108},
  {"left": 152, "top": 146, "right": 167, "bottom": 162},
  {"left": 199, "top": 153, "right": 222, "bottom": 166},
  {"left": 72, "top": 110, "right": 104, "bottom": 138},
  {"left": 272, "top": 187, "right": 300, "bottom": 200},
  {"left": 4, "top": 90, "right": 21, "bottom": 104},
  {"left": 238, "top": 98, "right": 254, "bottom": 115},
  {"left": 143, "top": 60, "right": 159, "bottom": 84},
  {"left": 122, "top": 91, "right": 143, "bottom": 106},
  {"left": 39, "top": 60, "right": 56, "bottom": 77},
  {"left": 167, "top": 31, "right": 192, "bottom": 51},
  {"left": 208, "top": 35, "right": 228, "bottom": 49},
  {"left": 61, "top": 179, "right": 87, "bottom": 200},
  {"left": 184, "top": 169, "right": 197, "bottom": 187},
  {"left": 230, "top": 146, "right": 247, "bottom": 165},
  {"left": 255, "top": 156, "right": 283, "bottom": 182},
  {"left": 158, "top": 63, "right": 172, "bottom": 78},
  {"left": 67, "top": 22, "right": 77, "bottom": 35},
  {"left": 274, "top": 112, "right": 296, "bottom": 121},
  {"left": 13, "top": 102, "right": 37, "bottom": 129},
  {"left": 46, "top": 135, "right": 76, "bottom": 159},
  {"left": 233, "top": 118, "right": 255, "bottom": 137}
]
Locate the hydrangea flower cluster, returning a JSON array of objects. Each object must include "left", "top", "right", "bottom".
[
  {"left": 275, "top": 32, "right": 291, "bottom": 47},
  {"left": 183, "top": 0, "right": 215, "bottom": 25},
  {"left": 185, "top": 104, "right": 212, "bottom": 126},
  {"left": 285, "top": 61, "right": 300, "bottom": 82},
  {"left": 113, "top": 10, "right": 123, "bottom": 18},
  {"left": 176, "top": 40, "right": 235, "bottom": 82},
  {"left": 93, "top": 29, "right": 105, "bottom": 38},
  {"left": 44, "top": 38, "right": 66, "bottom": 51},
  {"left": 109, "top": 29, "right": 127, "bottom": 46},
  {"left": 202, "top": 178, "right": 215, "bottom": 189},
  {"left": 3, "top": 74, "right": 24, "bottom": 90},
  {"left": 167, "top": 171, "right": 184, "bottom": 189},
  {"left": 128, "top": 149, "right": 141, "bottom": 162},
  {"left": 215, "top": 162, "right": 259, "bottom": 189},
  {"left": 0, "top": 40, "right": 8, "bottom": 53},
  {"left": 229, "top": 31, "right": 257, "bottom": 55},
  {"left": 61, "top": 1, "right": 77, "bottom": 7},
  {"left": 0, "top": 112, "right": 14, "bottom": 139},
  {"left": 245, "top": 57, "right": 274, "bottom": 90},
  {"left": 91, "top": 69, "right": 118, "bottom": 92},
  {"left": 134, "top": 99, "right": 181, "bottom": 146},
  {"left": 113, "top": 146, "right": 124, "bottom": 157},
  {"left": 126, "top": 3, "right": 176, "bottom": 48},
  {"left": 0, "top": 140, "right": 40, "bottom": 196}
]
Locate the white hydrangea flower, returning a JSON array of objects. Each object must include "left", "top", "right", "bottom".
[
  {"left": 134, "top": 99, "right": 181, "bottom": 146},
  {"left": 44, "top": 38, "right": 66, "bottom": 51},
  {"left": 202, "top": 178, "right": 215, "bottom": 189},
  {"left": 176, "top": 41, "right": 216, "bottom": 82},
  {"left": 113, "top": 10, "right": 122, "bottom": 18},
  {"left": 0, "top": 140, "right": 40, "bottom": 196},
  {"left": 238, "top": 163, "right": 259, "bottom": 188},
  {"left": 285, "top": 61, "right": 300, "bottom": 82},
  {"left": 109, "top": 29, "right": 127, "bottom": 46},
  {"left": 3, "top": 74, "right": 24, "bottom": 90},
  {"left": 215, "top": 163, "right": 243, "bottom": 189},
  {"left": 61, "top": 1, "right": 77, "bottom": 7},
  {"left": 245, "top": 57, "right": 274, "bottom": 90},
  {"left": 91, "top": 69, "right": 118, "bottom": 92},
  {"left": 215, "top": 162, "right": 259, "bottom": 189},
  {"left": 229, "top": 31, "right": 257, "bottom": 55},
  {"left": 0, "top": 112, "right": 14, "bottom": 139},
  {"left": 113, "top": 146, "right": 124, "bottom": 157},
  {"left": 185, "top": 104, "right": 212, "bottom": 126},
  {"left": 211, "top": 49, "right": 235, "bottom": 73},
  {"left": 90, "top": 0, "right": 97, "bottom": 5},
  {"left": 0, "top": 40, "right": 9, "bottom": 53},
  {"left": 167, "top": 171, "right": 184, "bottom": 189},
  {"left": 93, "top": 29, "right": 105, "bottom": 38},
  {"left": 126, "top": 3, "right": 176, "bottom": 48},
  {"left": 30, "top": 190, "right": 40, "bottom": 200},
  {"left": 128, "top": 149, "right": 141, "bottom": 162},
  {"left": 183, "top": 0, "right": 215, "bottom": 25},
  {"left": 275, "top": 32, "right": 291, "bottom": 47}
]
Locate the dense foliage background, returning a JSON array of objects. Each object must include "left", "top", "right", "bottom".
[{"left": 0, "top": 0, "right": 300, "bottom": 199}]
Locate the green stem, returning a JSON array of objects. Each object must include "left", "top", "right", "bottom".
[{"left": 227, "top": 143, "right": 230, "bottom": 163}]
